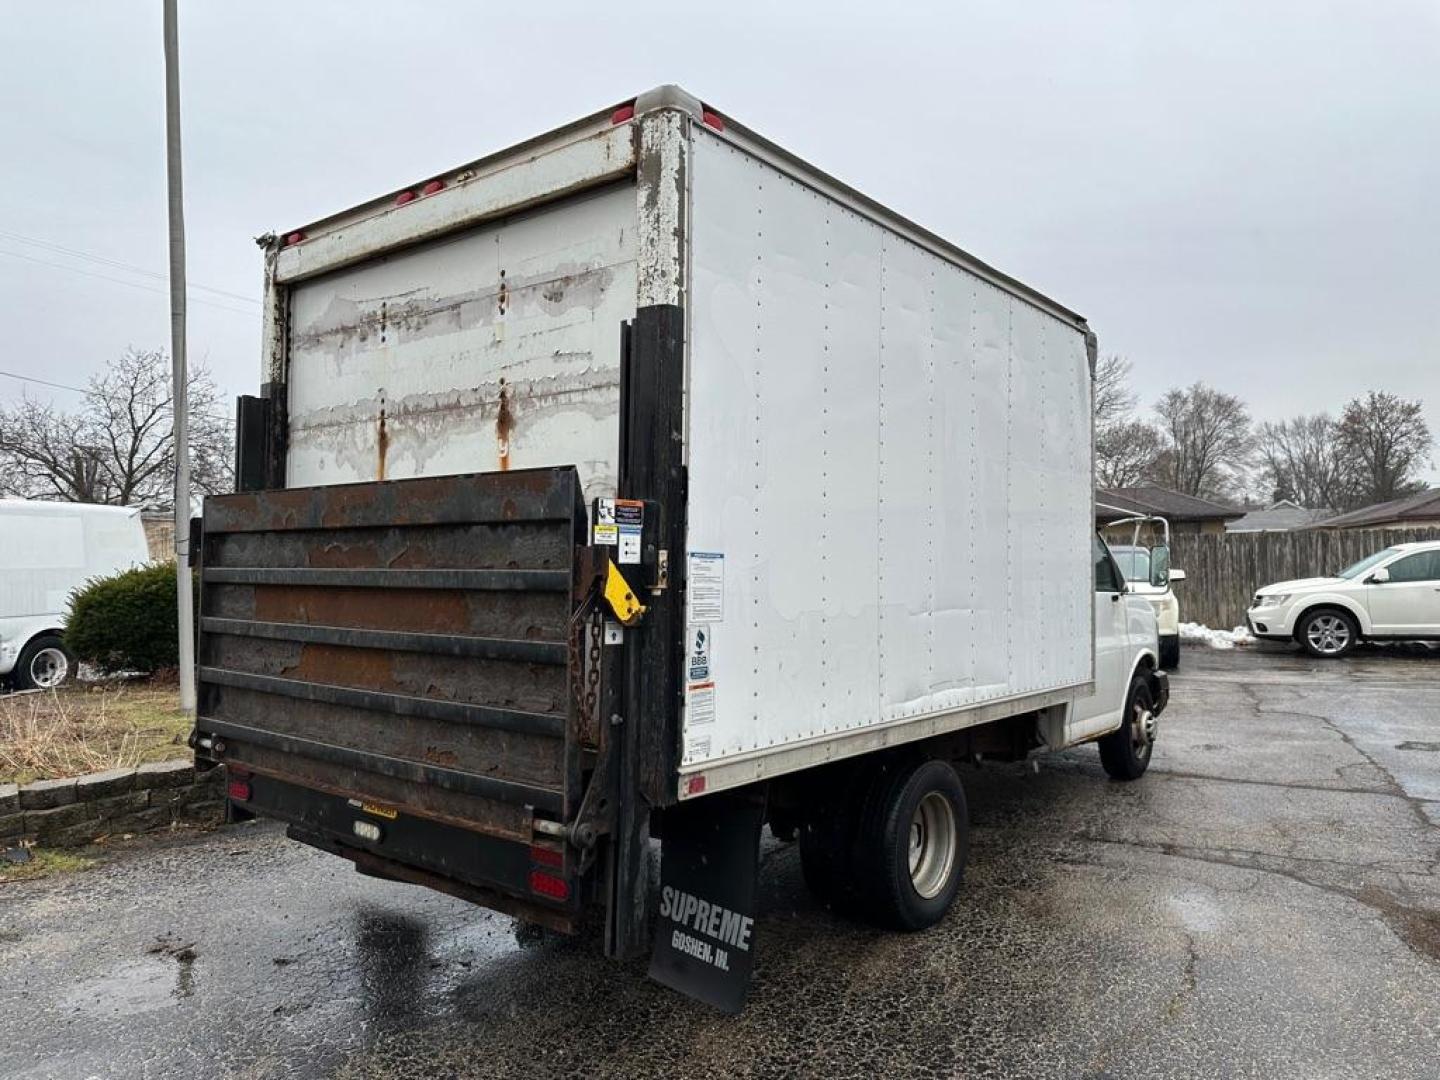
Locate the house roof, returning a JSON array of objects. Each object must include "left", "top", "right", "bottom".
[
  {"left": 1226, "top": 503, "right": 1336, "bottom": 533},
  {"left": 1096, "top": 486, "right": 1244, "bottom": 523},
  {"left": 1310, "top": 488, "right": 1440, "bottom": 529}
]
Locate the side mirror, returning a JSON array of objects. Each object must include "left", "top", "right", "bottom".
[
  {"left": 1149, "top": 545, "right": 1171, "bottom": 589},
  {"left": 1368, "top": 567, "right": 1391, "bottom": 584},
  {"left": 1169, "top": 568, "right": 1187, "bottom": 583}
]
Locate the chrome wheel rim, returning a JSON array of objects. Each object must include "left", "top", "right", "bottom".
[
  {"left": 908, "top": 792, "right": 958, "bottom": 899},
  {"left": 1306, "top": 615, "right": 1351, "bottom": 655},
  {"left": 30, "top": 647, "right": 68, "bottom": 688},
  {"left": 1131, "top": 699, "right": 1156, "bottom": 759}
]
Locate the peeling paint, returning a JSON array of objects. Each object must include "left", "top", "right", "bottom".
[
  {"left": 292, "top": 260, "right": 616, "bottom": 359},
  {"left": 636, "top": 109, "right": 687, "bottom": 308},
  {"left": 285, "top": 182, "right": 637, "bottom": 499}
]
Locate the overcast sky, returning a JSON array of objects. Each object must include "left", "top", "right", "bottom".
[{"left": 2, "top": 2, "right": 1436, "bottom": 482}]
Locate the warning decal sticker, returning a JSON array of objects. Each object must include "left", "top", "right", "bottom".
[
  {"left": 688, "top": 552, "right": 724, "bottom": 622},
  {"left": 686, "top": 681, "right": 716, "bottom": 728},
  {"left": 614, "top": 499, "right": 644, "bottom": 564}
]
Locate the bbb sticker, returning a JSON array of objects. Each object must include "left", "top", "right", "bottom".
[{"left": 688, "top": 625, "right": 711, "bottom": 681}]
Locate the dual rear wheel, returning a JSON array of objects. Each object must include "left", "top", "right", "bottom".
[
  {"left": 800, "top": 677, "right": 1158, "bottom": 928},
  {"left": 799, "top": 757, "right": 969, "bottom": 931}
]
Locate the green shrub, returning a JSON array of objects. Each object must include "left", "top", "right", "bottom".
[{"left": 67, "top": 563, "right": 193, "bottom": 675}]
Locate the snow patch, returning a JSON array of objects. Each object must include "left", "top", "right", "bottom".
[{"left": 1179, "top": 622, "right": 1255, "bottom": 650}]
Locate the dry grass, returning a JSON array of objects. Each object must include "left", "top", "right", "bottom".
[
  {"left": 0, "top": 681, "right": 191, "bottom": 786},
  {"left": 0, "top": 847, "right": 97, "bottom": 884}
]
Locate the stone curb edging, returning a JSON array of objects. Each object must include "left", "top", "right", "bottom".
[{"left": 0, "top": 760, "right": 224, "bottom": 849}]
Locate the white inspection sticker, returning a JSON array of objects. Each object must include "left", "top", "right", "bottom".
[
  {"left": 688, "top": 552, "right": 724, "bottom": 622},
  {"left": 686, "top": 681, "right": 716, "bottom": 727}
]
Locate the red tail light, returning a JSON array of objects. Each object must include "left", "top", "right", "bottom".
[
  {"left": 530, "top": 844, "right": 563, "bottom": 869},
  {"left": 227, "top": 778, "right": 251, "bottom": 801},
  {"left": 529, "top": 870, "right": 569, "bottom": 901}
]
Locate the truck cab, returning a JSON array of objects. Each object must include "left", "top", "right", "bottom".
[
  {"left": 1065, "top": 533, "right": 1168, "bottom": 776},
  {"left": 1100, "top": 512, "right": 1184, "bottom": 669}
]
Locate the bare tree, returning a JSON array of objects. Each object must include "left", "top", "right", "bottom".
[
  {"left": 1336, "top": 391, "right": 1432, "bottom": 507},
  {"left": 1093, "top": 353, "right": 1136, "bottom": 431},
  {"left": 1093, "top": 354, "right": 1163, "bottom": 487},
  {"left": 1256, "top": 414, "right": 1350, "bottom": 510},
  {"left": 1149, "top": 382, "right": 1252, "bottom": 501},
  {"left": 1097, "top": 419, "right": 1164, "bottom": 488},
  {"left": 0, "top": 348, "right": 232, "bottom": 507}
]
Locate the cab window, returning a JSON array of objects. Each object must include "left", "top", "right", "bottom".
[
  {"left": 1093, "top": 535, "right": 1123, "bottom": 593},
  {"left": 1383, "top": 550, "right": 1440, "bottom": 582}
]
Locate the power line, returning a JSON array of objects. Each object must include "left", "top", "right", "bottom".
[
  {"left": 0, "top": 370, "right": 238, "bottom": 419},
  {"left": 0, "top": 369, "right": 87, "bottom": 393},
  {"left": 0, "top": 228, "right": 258, "bottom": 304},
  {"left": 0, "top": 247, "right": 258, "bottom": 317}
]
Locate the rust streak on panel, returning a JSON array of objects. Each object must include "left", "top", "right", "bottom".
[
  {"left": 495, "top": 378, "right": 513, "bottom": 471},
  {"left": 376, "top": 405, "right": 389, "bottom": 480}
]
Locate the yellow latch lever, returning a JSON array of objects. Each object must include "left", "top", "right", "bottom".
[{"left": 603, "top": 560, "right": 647, "bottom": 627}]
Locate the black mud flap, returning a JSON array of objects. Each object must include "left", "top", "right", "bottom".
[{"left": 648, "top": 791, "right": 765, "bottom": 1014}]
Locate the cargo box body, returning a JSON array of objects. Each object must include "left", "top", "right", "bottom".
[{"left": 198, "top": 86, "right": 1095, "bottom": 947}]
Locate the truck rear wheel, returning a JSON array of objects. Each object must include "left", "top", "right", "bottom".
[
  {"left": 853, "top": 759, "right": 969, "bottom": 931},
  {"left": 1099, "top": 674, "right": 1156, "bottom": 781}
]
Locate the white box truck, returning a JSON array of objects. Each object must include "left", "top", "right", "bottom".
[
  {"left": 1, "top": 500, "right": 150, "bottom": 689},
  {"left": 194, "top": 86, "right": 1166, "bottom": 1011}
]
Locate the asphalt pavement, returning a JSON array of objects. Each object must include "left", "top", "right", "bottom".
[{"left": 2, "top": 643, "right": 1437, "bottom": 1079}]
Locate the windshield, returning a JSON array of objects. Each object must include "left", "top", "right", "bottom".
[
  {"left": 1109, "top": 547, "right": 1151, "bottom": 583},
  {"left": 1337, "top": 548, "right": 1398, "bottom": 580}
]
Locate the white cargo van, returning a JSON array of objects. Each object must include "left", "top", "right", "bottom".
[
  {"left": 0, "top": 500, "right": 151, "bottom": 689},
  {"left": 195, "top": 86, "right": 1166, "bottom": 1011}
]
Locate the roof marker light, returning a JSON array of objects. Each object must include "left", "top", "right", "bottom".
[
  {"left": 284, "top": 232, "right": 305, "bottom": 246},
  {"left": 395, "top": 190, "right": 417, "bottom": 207},
  {"left": 611, "top": 103, "right": 636, "bottom": 125},
  {"left": 701, "top": 109, "right": 725, "bottom": 132},
  {"left": 420, "top": 179, "right": 445, "bottom": 196}
]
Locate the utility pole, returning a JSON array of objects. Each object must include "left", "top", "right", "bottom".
[{"left": 163, "top": 0, "right": 196, "bottom": 715}]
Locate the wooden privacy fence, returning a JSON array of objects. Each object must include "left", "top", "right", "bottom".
[{"left": 1169, "top": 528, "right": 1440, "bottom": 630}]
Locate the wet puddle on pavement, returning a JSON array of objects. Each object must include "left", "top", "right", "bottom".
[{"left": 60, "top": 952, "right": 197, "bottom": 1017}]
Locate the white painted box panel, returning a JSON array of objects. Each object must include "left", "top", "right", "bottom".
[
  {"left": 285, "top": 183, "right": 637, "bottom": 504},
  {"left": 682, "top": 131, "right": 1092, "bottom": 770}
]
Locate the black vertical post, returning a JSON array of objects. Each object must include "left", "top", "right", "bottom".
[{"left": 606, "top": 308, "right": 687, "bottom": 960}]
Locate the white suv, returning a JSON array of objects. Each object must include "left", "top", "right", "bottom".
[{"left": 1248, "top": 540, "right": 1440, "bottom": 658}]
